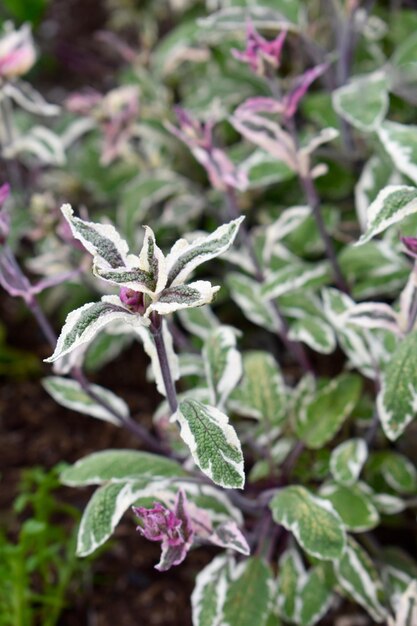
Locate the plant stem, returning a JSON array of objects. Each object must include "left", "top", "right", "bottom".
[
  {"left": 225, "top": 186, "right": 314, "bottom": 374},
  {"left": 72, "top": 367, "right": 170, "bottom": 455},
  {"left": 3, "top": 247, "right": 170, "bottom": 454},
  {"left": 26, "top": 294, "right": 58, "bottom": 348},
  {"left": 299, "top": 170, "right": 349, "bottom": 293},
  {"left": 150, "top": 313, "right": 179, "bottom": 414}
]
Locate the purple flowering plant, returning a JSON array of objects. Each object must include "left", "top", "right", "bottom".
[{"left": 2, "top": 3, "right": 417, "bottom": 625}]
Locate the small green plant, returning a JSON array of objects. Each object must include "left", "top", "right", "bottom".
[{"left": 0, "top": 465, "right": 91, "bottom": 626}]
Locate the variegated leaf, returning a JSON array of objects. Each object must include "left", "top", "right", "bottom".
[
  {"left": 378, "top": 120, "right": 417, "bottom": 185},
  {"left": 42, "top": 377, "right": 129, "bottom": 425},
  {"left": 276, "top": 548, "right": 305, "bottom": 621},
  {"left": 230, "top": 351, "right": 287, "bottom": 426},
  {"left": 330, "top": 438, "right": 368, "bottom": 486},
  {"left": 166, "top": 217, "right": 244, "bottom": 287},
  {"left": 173, "top": 400, "right": 245, "bottom": 489},
  {"left": 320, "top": 482, "right": 380, "bottom": 532},
  {"left": 295, "top": 373, "right": 362, "bottom": 449},
  {"left": 334, "top": 538, "right": 388, "bottom": 622},
  {"left": 230, "top": 110, "right": 298, "bottom": 171},
  {"left": 377, "top": 330, "right": 417, "bottom": 440},
  {"left": 191, "top": 555, "right": 230, "bottom": 626},
  {"left": 227, "top": 272, "right": 277, "bottom": 333},
  {"left": 178, "top": 305, "right": 219, "bottom": 340},
  {"left": 297, "top": 565, "right": 334, "bottom": 626},
  {"left": 148, "top": 281, "right": 220, "bottom": 316},
  {"left": 44, "top": 297, "right": 142, "bottom": 363},
  {"left": 262, "top": 263, "right": 331, "bottom": 301},
  {"left": 76, "top": 479, "right": 171, "bottom": 556},
  {"left": 288, "top": 316, "right": 336, "bottom": 354},
  {"left": 61, "top": 204, "right": 129, "bottom": 268},
  {"left": 355, "top": 155, "right": 402, "bottom": 231},
  {"left": 333, "top": 72, "right": 389, "bottom": 132},
  {"left": 270, "top": 486, "right": 346, "bottom": 560},
  {"left": 135, "top": 322, "right": 180, "bottom": 397},
  {"left": 203, "top": 326, "right": 242, "bottom": 408},
  {"left": 263, "top": 206, "right": 310, "bottom": 262},
  {"left": 209, "top": 521, "right": 250, "bottom": 556},
  {"left": 60, "top": 449, "right": 186, "bottom": 486},
  {"left": 358, "top": 185, "right": 417, "bottom": 245},
  {"left": 222, "top": 557, "right": 274, "bottom": 626}
]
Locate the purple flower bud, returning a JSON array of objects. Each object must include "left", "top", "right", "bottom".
[
  {"left": 133, "top": 502, "right": 183, "bottom": 545},
  {"left": 401, "top": 236, "right": 417, "bottom": 257},
  {"left": 132, "top": 490, "right": 194, "bottom": 571},
  {"left": 120, "top": 287, "right": 145, "bottom": 313},
  {"left": 232, "top": 22, "right": 287, "bottom": 75}
]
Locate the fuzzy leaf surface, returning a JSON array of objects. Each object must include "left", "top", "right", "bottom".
[
  {"left": 174, "top": 400, "right": 245, "bottom": 489},
  {"left": 270, "top": 486, "right": 346, "bottom": 560}
]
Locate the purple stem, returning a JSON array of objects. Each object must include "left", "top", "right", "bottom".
[
  {"left": 71, "top": 367, "right": 170, "bottom": 455},
  {"left": 298, "top": 170, "right": 349, "bottom": 293},
  {"left": 225, "top": 186, "right": 314, "bottom": 374},
  {"left": 26, "top": 294, "right": 58, "bottom": 348},
  {"left": 150, "top": 313, "right": 178, "bottom": 414}
]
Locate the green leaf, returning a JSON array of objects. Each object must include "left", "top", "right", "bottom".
[
  {"left": 42, "top": 377, "right": 129, "bottom": 425},
  {"left": 227, "top": 273, "right": 277, "bottom": 333},
  {"left": 203, "top": 326, "right": 242, "bottom": 408},
  {"left": 330, "top": 438, "right": 368, "bottom": 486},
  {"left": 222, "top": 557, "right": 273, "bottom": 626},
  {"left": 261, "top": 262, "right": 331, "bottom": 301},
  {"left": 334, "top": 538, "right": 388, "bottom": 622},
  {"left": 377, "top": 330, "right": 417, "bottom": 440},
  {"left": 240, "top": 148, "right": 295, "bottom": 189},
  {"left": 378, "top": 121, "right": 417, "bottom": 185},
  {"left": 270, "top": 486, "right": 346, "bottom": 560},
  {"left": 320, "top": 483, "right": 380, "bottom": 532},
  {"left": 296, "top": 373, "right": 362, "bottom": 449},
  {"left": 60, "top": 449, "right": 186, "bottom": 486},
  {"left": 298, "top": 565, "right": 334, "bottom": 626},
  {"left": 333, "top": 72, "right": 389, "bottom": 132},
  {"left": 380, "top": 452, "right": 417, "bottom": 494},
  {"left": 230, "top": 351, "right": 287, "bottom": 426},
  {"left": 174, "top": 400, "right": 245, "bottom": 489},
  {"left": 191, "top": 555, "right": 230, "bottom": 626},
  {"left": 118, "top": 172, "right": 184, "bottom": 241},
  {"left": 357, "top": 185, "right": 417, "bottom": 244},
  {"left": 276, "top": 548, "right": 305, "bottom": 622}
]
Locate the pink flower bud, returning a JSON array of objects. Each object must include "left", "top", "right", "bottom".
[
  {"left": 232, "top": 22, "right": 287, "bottom": 75},
  {"left": 401, "top": 236, "right": 417, "bottom": 257},
  {"left": 120, "top": 287, "right": 145, "bottom": 313},
  {"left": 0, "top": 24, "right": 36, "bottom": 79}
]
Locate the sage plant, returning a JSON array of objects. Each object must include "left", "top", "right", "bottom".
[{"left": 3, "top": 3, "right": 417, "bottom": 626}]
